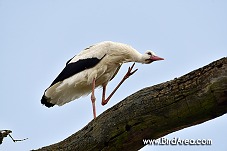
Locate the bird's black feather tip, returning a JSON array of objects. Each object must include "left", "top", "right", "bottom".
[{"left": 41, "top": 95, "right": 55, "bottom": 107}]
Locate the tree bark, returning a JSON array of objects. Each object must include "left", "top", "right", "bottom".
[{"left": 34, "top": 57, "right": 227, "bottom": 151}]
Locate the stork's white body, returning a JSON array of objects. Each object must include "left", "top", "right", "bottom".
[
  {"left": 44, "top": 41, "right": 141, "bottom": 105},
  {"left": 41, "top": 41, "right": 164, "bottom": 118}
]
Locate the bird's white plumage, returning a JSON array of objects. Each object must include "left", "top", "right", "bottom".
[{"left": 44, "top": 41, "right": 160, "bottom": 106}]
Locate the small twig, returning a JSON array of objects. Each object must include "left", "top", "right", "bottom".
[{"left": 8, "top": 134, "right": 28, "bottom": 142}]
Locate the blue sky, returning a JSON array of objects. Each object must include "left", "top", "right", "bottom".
[{"left": 0, "top": 0, "right": 226, "bottom": 150}]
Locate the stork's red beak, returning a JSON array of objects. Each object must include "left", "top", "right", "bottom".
[{"left": 150, "top": 55, "right": 164, "bottom": 61}]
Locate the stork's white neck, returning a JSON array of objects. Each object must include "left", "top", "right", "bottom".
[
  {"left": 112, "top": 42, "right": 144, "bottom": 63},
  {"left": 102, "top": 41, "right": 147, "bottom": 64},
  {"left": 131, "top": 51, "right": 144, "bottom": 63}
]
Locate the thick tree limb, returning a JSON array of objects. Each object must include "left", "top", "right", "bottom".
[{"left": 34, "top": 57, "right": 227, "bottom": 151}]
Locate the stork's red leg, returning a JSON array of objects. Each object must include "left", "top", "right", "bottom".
[
  {"left": 102, "top": 63, "right": 138, "bottom": 105},
  {"left": 91, "top": 78, "right": 97, "bottom": 118},
  {"left": 102, "top": 84, "right": 107, "bottom": 104}
]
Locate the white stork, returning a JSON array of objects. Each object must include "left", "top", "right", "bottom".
[{"left": 41, "top": 41, "right": 164, "bottom": 118}]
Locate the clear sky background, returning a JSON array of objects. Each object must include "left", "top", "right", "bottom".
[{"left": 0, "top": 0, "right": 226, "bottom": 151}]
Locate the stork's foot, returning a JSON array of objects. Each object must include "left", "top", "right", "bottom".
[{"left": 123, "top": 63, "right": 138, "bottom": 80}]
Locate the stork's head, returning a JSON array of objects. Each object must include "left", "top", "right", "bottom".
[{"left": 141, "top": 50, "right": 164, "bottom": 64}]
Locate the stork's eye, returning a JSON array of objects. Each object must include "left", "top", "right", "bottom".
[{"left": 147, "top": 52, "right": 152, "bottom": 55}]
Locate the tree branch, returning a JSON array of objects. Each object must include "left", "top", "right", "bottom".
[{"left": 34, "top": 57, "right": 227, "bottom": 151}]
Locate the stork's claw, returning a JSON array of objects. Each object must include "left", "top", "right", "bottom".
[{"left": 124, "top": 63, "right": 138, "bottom": 79}]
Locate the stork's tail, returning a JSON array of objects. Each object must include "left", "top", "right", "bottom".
[{"left": 41, "top": 94, "right": 55, "bottom": 107}]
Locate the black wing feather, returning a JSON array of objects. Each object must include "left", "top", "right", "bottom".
[{"left": 49, "top": 55, "right": 106, "bottom": 87}]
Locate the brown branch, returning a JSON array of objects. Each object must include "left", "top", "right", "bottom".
[{"left": 34, "top": 57, "right": 227, "bottom": 151}]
